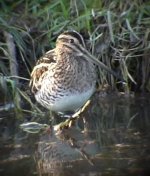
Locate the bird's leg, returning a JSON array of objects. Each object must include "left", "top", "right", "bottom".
[
  {"left": 54, "top": 100, "right": 91, "bottom": 131},
  {"left": 72, "top": 100, "right": 91, "bottom": 118}
]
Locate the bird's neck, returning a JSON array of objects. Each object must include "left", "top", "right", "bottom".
[{"left": 55, "top": 46, "right": 74, "bottom": 62}]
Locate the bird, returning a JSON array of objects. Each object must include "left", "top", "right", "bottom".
[{"left": 30, "top": 30, "right": 121, "bottom": 116}]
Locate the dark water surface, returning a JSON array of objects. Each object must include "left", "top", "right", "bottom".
[{"left": 0, "top": 94, "right": 150, "bottom": 176}]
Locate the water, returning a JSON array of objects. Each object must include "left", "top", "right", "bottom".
[{"left": 0, "top": 94, "right": 150, "bottom": 176}]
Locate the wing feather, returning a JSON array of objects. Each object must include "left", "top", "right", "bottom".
[{"left": 29, "top": 49, "right": 56, "bottom": 93}]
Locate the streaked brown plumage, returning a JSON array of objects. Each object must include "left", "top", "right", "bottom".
[{"left": 30, "top": 30, "right": 121, "bottom": 115}]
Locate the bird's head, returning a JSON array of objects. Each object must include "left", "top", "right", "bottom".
[
  {"left": 56, "top": 30, "right": 86, "bottom": 49},
  {"left": 56, "top": 30, "right": 125, "bottom": 83}
]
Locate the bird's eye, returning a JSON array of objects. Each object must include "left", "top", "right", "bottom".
[{"left": 69, "top": 39, "right": 74, "bottom": 43}]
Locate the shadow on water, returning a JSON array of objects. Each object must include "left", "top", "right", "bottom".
[{"left": 0, "top": 94, "right": 150, "bottom": 176}]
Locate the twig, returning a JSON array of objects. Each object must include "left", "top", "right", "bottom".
[{"left": 4, "top": 31, "right": 18, "bottom": 84}]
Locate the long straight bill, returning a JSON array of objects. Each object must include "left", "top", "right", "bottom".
[{"left": 64, "top": 42, "right": 125, "bottom": 83}]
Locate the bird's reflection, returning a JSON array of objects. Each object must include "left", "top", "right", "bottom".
[{"left": 35, "top": 122, "right": 99, "bottom": 175}]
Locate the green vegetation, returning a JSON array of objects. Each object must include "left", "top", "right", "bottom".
[{"left": 0, "top": 0, "right": 150, "bottom": 114}]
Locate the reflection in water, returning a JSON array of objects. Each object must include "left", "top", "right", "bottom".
[
  {"left": 35, "top": 127, "right": 98, "bottom": 176},
  {"left": 0, "top": 95, "right": 150, "bottom": 176}
]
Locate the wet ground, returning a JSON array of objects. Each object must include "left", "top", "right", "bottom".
[{"left": 0, "top": 94, "right": 150, "bottom": 176}]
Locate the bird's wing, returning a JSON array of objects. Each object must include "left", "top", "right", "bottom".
[{"left": 29, "top": 49, "right": 56, "bottom": 93}]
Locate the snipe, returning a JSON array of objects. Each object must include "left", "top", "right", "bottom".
[{"left": 30, "top": 30, "right": 120, "bottom": 115}]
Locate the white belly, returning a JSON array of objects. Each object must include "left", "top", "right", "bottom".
[{"left": 36, "top": 86, "right": 95, "bottom": 113}]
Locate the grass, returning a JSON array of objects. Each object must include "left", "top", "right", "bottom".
[{"left": 0, "top": 0, "right": 150, "bottom": 114}]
